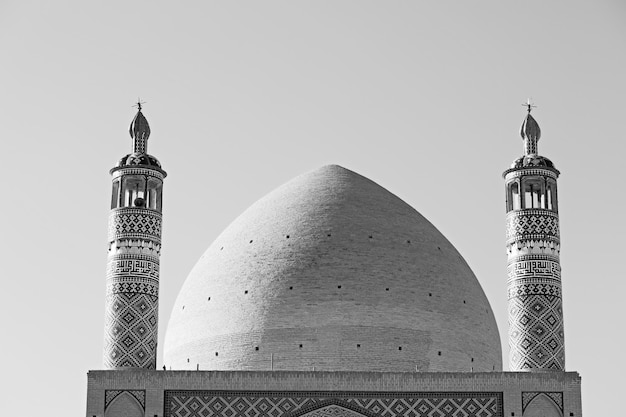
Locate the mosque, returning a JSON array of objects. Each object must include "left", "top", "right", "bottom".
[{"left": 86, "top": 105, "right": 582, "bottom": 417}]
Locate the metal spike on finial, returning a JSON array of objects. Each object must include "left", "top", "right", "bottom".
[
  {"left": 524, "top": 98, "right": 537, "bottom": 113},
  {"left": 132, "top": 98, "right": 146, "bottom": 112}
]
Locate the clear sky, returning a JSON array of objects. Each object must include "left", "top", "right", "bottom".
[{"left": 1, "top": 1, "right": 624, "bottom": 415}]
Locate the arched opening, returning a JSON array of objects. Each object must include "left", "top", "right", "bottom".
[
  {"left": 523, "top": 393, "right": 562, "bottom": 417},
  {"left": 521, "top": 176, "right": 545, "bottom": 209},
  {"left": 507, "top": 181, "right": 521, "bottom": 211},
  {"left": 121, "top": 175, "right": 146, "bottom": 208},
  {"left": 547, "top": 178, "right": 558, "bottom": 212},
  {"left": 146, "top": 176, "right": 163, "bottom": 211},
  {"left": 105, "top": 392, "right": 144, "bottom": 417},
  {"left": 111, "top": 179, "right": 121, "bottom": 209}
]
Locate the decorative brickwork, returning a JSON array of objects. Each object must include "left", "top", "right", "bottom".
[
  {"left": 108, "top": 208, "right": 162, "bottom": 242},
  {"left": 164, "top": 390, "right": 503, "bottom": 417},
  {"left": 505, "top": 211, "right": 565, "bottom": 370},
  {"left": 505, "top": 209, "right": 565, "bottom": 371},
  {"left": 105, "top": 390, "right": 146, "bottom": 410},
  {"left": 104, "top": 208, "right": 162, "bottom": 369},
  {"left": 522, "top": 392, "right": 563, "bottom": 414},
  {"left": 506, "top": 210, "right": 559, "bottom": 243},
  {"left": 508, "top": 292, "right": 564, "bottom": 370},
  {"left": 104, "top": 291, "right": 159, "bottom": 368}
]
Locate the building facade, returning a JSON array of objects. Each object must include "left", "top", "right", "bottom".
[{"left": 87, "top": 106, "right": 582, "bottom": 417}]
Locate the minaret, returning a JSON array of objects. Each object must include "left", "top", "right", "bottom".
[
  {"left": 504, "top": 103, "right": 565, "bottom": 371},
  {"left": 103, "top": 104, "right": 166, "bottom": 369}
]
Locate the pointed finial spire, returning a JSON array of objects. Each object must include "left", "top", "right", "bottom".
[
  {"left": 520, "top": 99, "right": 540, "bottom": 155},
  {"left": 129, "top": 100, "right": 150, "bottom": 154}
]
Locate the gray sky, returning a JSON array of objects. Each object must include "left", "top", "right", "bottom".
[{"left": 1, "top": 1, "right": 624, "bottom": 415}]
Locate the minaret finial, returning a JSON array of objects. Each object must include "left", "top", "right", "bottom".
[
  {"left": 129, "top": 100, "right": 150, "bottom": 154},
  {"left": 520, "top": 100, "right": 540, "bottom": 155}
]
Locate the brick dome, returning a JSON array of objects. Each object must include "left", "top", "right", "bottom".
[{"left": 164, "top": 165, "right": 502, "bottom": 372}]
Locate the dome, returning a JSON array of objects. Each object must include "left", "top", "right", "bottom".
[
  {"left": 116, "top": 153, "right": 162, "bottom": 168},
  {"left": 164, "top": 165, "right": 502, "bottom": 372},
  {"left": 510, "top": 155, "right": 556, "bottom": 169}
]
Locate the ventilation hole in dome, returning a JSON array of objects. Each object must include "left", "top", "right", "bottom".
[
  {"left": 327, "top": 233, "right": 331, "bottom": 237},
  {"left": 249, "top": 240, "right": 253, "bottom": 243},
  {"left": 255, "top": 347, "right": 259, "bottom": 351},
  {"left": 299, "top": 344, "right": 303, "bottom": 348},
  {"left": 437, "top": 246, "right": 441, "bottom": 250},
  {"left": 429, "top": 293, "right": 432, "bottom": 297},
  {"left": 407, "top": 240, "right": 411, "bottom": 244},
  {"left": 220, "top": 247, "right": 223, "bottom": 250},
  {"left": 357, "top": 344, "right": 361, "bottom": 348},
  {"left": 369, "top": 235, "right": 373, "bottom": 239},
  {"left": 511, "top": 413, "right": 515, "bottom": 416},
  {"left": 471, "top": 357, "right": 474, "bottom": 362},
  {"left": 289, "top": 286, "right": 293, "bottom": 290},
  {"left": 398, "top": 346, "right": 402, "bottom": 351},
  {"left": 337, "top": 285, "right": 342, "bottom": 289},
  {"left": 215, "top": 352, "right": 218, "bottom": 356},
  {"left": 244, "top": 290, "right": 248, "bottom": 294},
  {"left": 182, "top": 305, "right": 185, "bottom": 310},
  {"left": 438, "top": 351, "right": 442, "bottom": 356},
  {"left": 286, "top": 235, "right": 290, "bottom": 239},
  {"left": 463, "top": 300, "right": 466, "bottom": 304},
  {"left": 207, "top": 297, "right": 211, "bottom": 301},
  {"left": 385, "top": 288, "right": 389, "bottom": 291},
  {"left": 187, "top": 358, "right": 189, "bottom": 363}
]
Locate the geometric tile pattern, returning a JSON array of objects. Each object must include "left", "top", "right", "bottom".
[
  {"left": 505, "top": 186, "right": 565, "bottom": 371},
  {"left": 103, "top": 292, "right": 158, "bottom": 369},
  {"left": 105, "top": 390, "right": 146, "bottom": 410},
  {"left": 506, "top": 210, "right": 559, "bottom": 243},
  {"left": 104, "top": 206, "right": 162, "bottom": 369},
  {"left": 507, "top": 279, "right": 561, "bottom": 299},
  {"left": 521, "top": 392, "right": 563, "bottom": 414},
  {"left": 108, "top": 208, "right": 162, "bottom": 242},
  {"left": 164, "top": 391, "right": 503, "bottom": 417},
  {"left": 508, "top": 292, "right": 564, "bottom": 370}
]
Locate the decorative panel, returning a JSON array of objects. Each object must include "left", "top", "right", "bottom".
[
  {"left": 108, "top": 208, "right": 162, "bottom": 242},
  {"left": 164, "top": 391, "right": 503, "bottom": 417}
]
